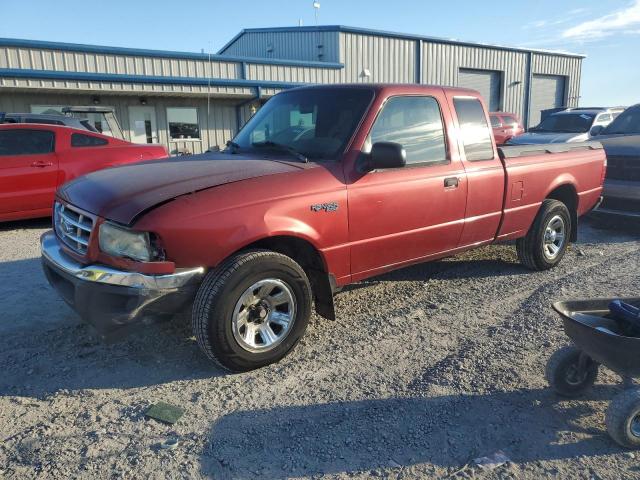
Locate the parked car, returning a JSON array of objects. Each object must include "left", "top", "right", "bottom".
[
  {"left": 490, "top": 112, "right": 524, "bottom": 145},
  {"left": 0, "top": 124, "right": 167, "bottom": 222},
  {"left": 509, "top": 108, "right": 623, "bottom": 145},
  {"left": 592, "top": 104, "right": 640, "bottom": 216},
  {"left": 1, "top": 106, "right": 125, "bottom": 140},
  {"left": 41, "top": 84, "right": 605, "bottom": 371},
  {"left": 1, "top": 112, "right": 98, "bottom": 132}
]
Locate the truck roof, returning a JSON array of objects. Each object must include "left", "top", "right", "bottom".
[{"left": 288, "top": 83, "right": 481, "bottom": 97}]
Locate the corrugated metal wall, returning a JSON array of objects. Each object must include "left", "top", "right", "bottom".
[
  {"left": 0, "top": 92, "right": 239, "bottom": 154},
  {"left": 422, "top": 42, "right": 528, "bottom": 116},
  {"left": 531, "top": 53, "right": 582, "bottom": 108},
  {"left": 0, "top": 46, "right": 240, "bottom": 79},
  {"left": 221, "top": 31, "right": 340, "bottom": 63},
  {"left": 338, "top": 32, "right": 416, "bottom": 83},
  {"left": 0, "top": 43, "right": 341, "bottom": 96}
]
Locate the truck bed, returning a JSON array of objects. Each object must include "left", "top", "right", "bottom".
[{"left": 495, "top": 141, "right": 606, "bottom": 241}]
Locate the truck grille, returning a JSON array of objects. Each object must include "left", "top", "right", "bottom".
[
  {"left": 606, "top": 155, "right": 640, "bottom": 182},
  {"left": 54, "top": 202, "right": 94, "bottom": 255}
]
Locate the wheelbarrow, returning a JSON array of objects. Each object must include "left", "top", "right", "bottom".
[{"left": 546, "top": 298, "right": 640, "bottom": 448}]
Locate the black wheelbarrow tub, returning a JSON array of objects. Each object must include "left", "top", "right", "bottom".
[{"left": 553, "top": 298, "right": 640, "bottom": 378}]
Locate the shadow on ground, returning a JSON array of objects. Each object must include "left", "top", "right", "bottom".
[
  {"left": 0, "top": 217, "right": 51, "bottom": 232},
  {"left": 201, "top": 386, "right": 623, "bottom": 479}
]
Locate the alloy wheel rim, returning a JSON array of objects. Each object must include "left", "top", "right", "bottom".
[
  {"left": 543, "top": 215, "right": 566, "bottom": 260},
  {"left": 232, "top": 278, "right": 296, "bottom": 353}
]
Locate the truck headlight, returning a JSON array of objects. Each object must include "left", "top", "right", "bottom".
[{"left": 99, "top": 222, "right": 154, "bottom": 262}]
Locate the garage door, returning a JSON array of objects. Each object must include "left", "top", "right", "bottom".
[
  {"left": 530, "top": 74, "right": 566, "bottom": 127},
  {"left": 458, "top": 69, "right": 502, "bottom": 111}
]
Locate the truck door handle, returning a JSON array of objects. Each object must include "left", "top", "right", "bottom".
[
  {"left": 444, "top": 177, "right": 459, "bottom": 188},
  {"left": 31, "top": 161, "right": 53, "bottom": 168}
]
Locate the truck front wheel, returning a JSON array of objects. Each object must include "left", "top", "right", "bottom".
[
  {"left": 192, "top": 250, "right": 312, "bottom": 372},
  {"left": 517, "top": 199, "right": 571, "bottom": 271}
]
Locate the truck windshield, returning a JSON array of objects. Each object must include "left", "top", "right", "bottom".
[
  {"left": 534, "top": 113, "right": 595, "bottom": 133},
  {"left": 602, "top": 106, "right": 640, "bottom": 135},
  {"left": 232, "top": 88, "right": 374, "bottom": 161}
]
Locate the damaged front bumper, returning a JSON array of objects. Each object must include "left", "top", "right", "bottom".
[{"left": 40, "top": 231, "right": 204, "bottom": 340}]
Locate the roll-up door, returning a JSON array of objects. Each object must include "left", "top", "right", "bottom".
[
  {"left": 458, "top": 69, "right": 502, "bottom": 111},
  {"left": 530, "top": 74, "right": 566, "bottom": 127}
]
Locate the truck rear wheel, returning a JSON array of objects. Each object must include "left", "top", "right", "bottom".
[
  {"left": 192, "top": 250, "right": 312, "bottom": 372},
  {"left": 517, "top": 199, "right": 571, "bottom": 271}
]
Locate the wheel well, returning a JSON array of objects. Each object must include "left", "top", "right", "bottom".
[
  {"left": 242, "top": 236, "right": 336, "bottom": 320},
  {"left": 547, "top": 184, "right": 578, "bottom": 241}
]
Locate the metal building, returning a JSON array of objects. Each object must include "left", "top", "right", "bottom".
[{"left": 0, "top": 26, "right": 583, "bottom": 153}]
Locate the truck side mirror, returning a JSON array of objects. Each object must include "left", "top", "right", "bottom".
[
  {"left": 370, "top": 142, "right": 406, "bottom": 169},
  {"left": 590, "top": 125, "right": 605, "bottom": 137}
]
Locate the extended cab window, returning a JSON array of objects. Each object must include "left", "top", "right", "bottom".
[
  {"left": 0, "top": 130, "right": 55, "bottom": 156},
  {"left": 71, "top": 133, "right": 108, "bottom": 147},
  {"left": 368, "top": 96, "right": 447, "bottom": 166},
  {"left": 453, "top": 98, "right": 494, "bottom": 161}
]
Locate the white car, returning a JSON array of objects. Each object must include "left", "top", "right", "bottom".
[{"left": 508, "top": 108, "right": 624, "bottom": 145}]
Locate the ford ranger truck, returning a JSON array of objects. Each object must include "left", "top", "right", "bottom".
[{"left": 41, "top": 84, "right": 606, "bottom": 372}]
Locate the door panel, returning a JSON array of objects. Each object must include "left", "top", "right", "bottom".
[
  {"left": 347, "top": 94, "right": 468, "bottom": 279},
  {"left": 348, "top": 164, "right": 467, "bottom": 278},
  {"left": 449, "top": 96, "right": 506, "bottom": 246},
  {"left": 0, "top": 129, "right": 59, "bottom": 216},
  {"left": 0, "top": 152, "right": 59, "bottom": 215},
  {"left": 128, "top": 106, "right": 159, "bottom": 144}
]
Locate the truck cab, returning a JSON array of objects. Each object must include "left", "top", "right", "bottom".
[{"left": 41, "top": 84, "right": 606, "bottom": 371}]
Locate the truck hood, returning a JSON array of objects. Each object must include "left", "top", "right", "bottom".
[
  {"left": 508, "top": 131, "right": 588, "bottom": 145},
  {"left": 57, "top": 152, "right": 306, "bottom": 225}
]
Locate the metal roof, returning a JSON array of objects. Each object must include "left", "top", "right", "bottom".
[
  {"left": 218, "top": 25, "right": 586, "bottom": 59},
  {"left": 0, "top": 37, "right": 343, "bottom": 69}
]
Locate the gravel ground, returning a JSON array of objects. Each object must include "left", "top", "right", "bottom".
[{"left": 1, "top": 214, "right": 640, "bottom": 479}]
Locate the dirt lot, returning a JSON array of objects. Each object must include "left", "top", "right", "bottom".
[{"left": 1, "top": 215, "right": 640, "bottom": 479}]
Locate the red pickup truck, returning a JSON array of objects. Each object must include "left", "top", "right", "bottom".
[
  {"left": 41, "top": 84, "right": 605, "bottom": 371},
  {"left": 0, "top": 124, "right": 167, "bottom": 222}
]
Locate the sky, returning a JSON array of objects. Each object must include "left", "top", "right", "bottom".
[{"left": 1, "top": 0, "right": 639, "bottom": 106}]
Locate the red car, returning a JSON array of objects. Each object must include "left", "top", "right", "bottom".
[
  {"left": 42, "top": 84, "right": 605, "bottom": 371},
  {"left": 490, "top": 112, "right": 524, "bottom": 145},
  {"left": 0, "top": 124, "right": 167, "bottom": 222}
]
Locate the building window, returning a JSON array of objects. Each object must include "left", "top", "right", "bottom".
[
  {"left": 167, "top": 107, "right": 200, "bottom": 140},
  {"left": 368, "top": 96, "right": 447, "bottom": 166},
  {"left": 453, "top": 97, "right": 494, "bottom": 162}
]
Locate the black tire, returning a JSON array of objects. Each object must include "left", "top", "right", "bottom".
[
  {"left": 192, "top": 249, "right": 312, "bottom": 372},
  {"left": 606, "top": 388, "right": 640, "bottom": 448},
  {"left": 545, "top": 345, "right": 598, "bottom": 397},
  {"left": 517, "top": 199, "right": 572, "bottom": 271}
]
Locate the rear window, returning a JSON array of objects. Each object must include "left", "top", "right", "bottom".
[
  {"left": 0, "top": 129, "right": 55, "bottom": 156},
  {"left": 490, "top": 115, "right": 501, "bottom": 128},
  {"left": 502, "top": 116, "right": 518, "bottom": 126},
  {"left": 535, "top": 113, "right": 595, "bottom": 133},
  {"left": 71, "top": 133, "right": 108, "bottom": 147},
  {"left": 453, "top": 98, "right": 494, "bottom": 161}
]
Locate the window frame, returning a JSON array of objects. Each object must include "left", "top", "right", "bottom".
[
  {"left": 452, "top": 95, "right": 496, "bottom": 163},
  {"left": 0, "top": 129, "right": 56, "bottom": 156},
  {"left": 166, "top": 106, "right": 201, "bottom": 142},
  {"left": 363, "top": 94, "right": 451, "bottom": 169}
]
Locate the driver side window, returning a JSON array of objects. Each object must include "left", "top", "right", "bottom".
[
  {"left": 250, "top": 103, "right": 317, "bottom": 145},
  {"left": 365, "top": 96, "right": 448, "bottom": 166}
]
